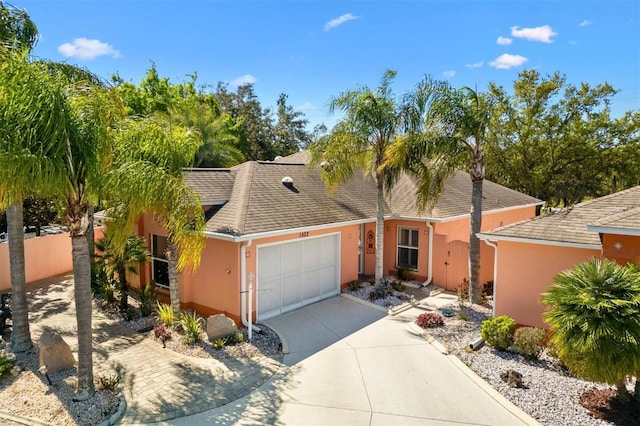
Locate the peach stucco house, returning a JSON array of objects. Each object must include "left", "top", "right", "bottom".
[
  {"left": 478, "top": 185, "right": 640, "bottom": 328},
  {"left": 128, "top": 152, "right": 541, "bottom": 326}
]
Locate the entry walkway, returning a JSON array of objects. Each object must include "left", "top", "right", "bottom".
[
  {"left": 163, "top": 296, "right": 536, "bottom": 425},
  {"left": 17, "top": 276, "right": 282, "bottom": 424}
]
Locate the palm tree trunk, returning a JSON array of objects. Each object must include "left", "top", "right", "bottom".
[
  {"left": 86, "top": 205, "right": 94, "bottom": 256},
  {"left": 7, "top": 201, "right": 32, "bottom": 352},
  {"left": 617, "top": 378, "right": 630, "bottom": 401},
  {"left": 468, "top": 148, "right": 484, "bottom": 305},
  {"left": 375, "top": 172, "right": 385, "bottom": 288},
  {"left": 166, "top": 239, "right": 180, "bottom": 317},
  {"left": 118, "top": 265, "right": 128, "bottom": 313},
  {"left": 72, "top": 231, "right": 94, "bottom": 400}
]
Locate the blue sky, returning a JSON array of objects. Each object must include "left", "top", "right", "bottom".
[{"left": 16, "top": 0, "right": 640, "bottom": 130}]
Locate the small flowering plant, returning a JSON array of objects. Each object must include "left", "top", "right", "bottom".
[
  {"left": 416, "top": 312, "right": 444, "bottom": 329},
  {"left": 154, "top": 323, "right": 172, "bottom": 347}
]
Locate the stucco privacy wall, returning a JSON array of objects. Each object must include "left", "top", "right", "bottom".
[
  {"left": 494, "top": 240, "right": 599, "bottom": 328},
  {"left": 602, "top": 234, "right": 640, "bottom": 265},
  {"left": 0, "top": 227, "right": 105, "bottom": 292},
  {"left": 430, "top": 205, "right": 538, "bottom": 291}
]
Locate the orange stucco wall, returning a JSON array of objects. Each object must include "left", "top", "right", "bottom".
[
  {"left": 0, "top": 232, "right": 74, "bottom": 292},
  {"left": 359, "top": 205, "right": 538, "bottom": 289},
  {"left": 494, "top": 241, "right": 599, "bottom": 328},
  {"left": 0, "top": 226, "right": 105, "bottom": 292},
  {"left": 602, "top": 234, "right": 640, "bottom": 265},
  {"left": 133, "top": 213, "right": 361, "bottom": 324}
]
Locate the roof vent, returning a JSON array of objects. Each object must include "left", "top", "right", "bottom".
[
  {"left": 274, "top": 155, "right": 283, "bottom": 161},
  {"left": 281, "top": 176, "right": 293, "bottom": 184}
]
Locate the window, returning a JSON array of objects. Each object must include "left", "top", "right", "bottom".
[
  {"left": 151, "top": 234, "right": 169, "bottom": 288},
  {"left": 397, "top": 227, "right": 419, "bottom": 270}
]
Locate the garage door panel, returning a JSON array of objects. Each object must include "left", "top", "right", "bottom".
[
  {"left": 258, "top": 234, "right": 340, "bottom": 321},
  {"left": 257, "top": 245, "right": 282, "bottom": 318},
  {"left": 281, "top": 242, "right": 302, "bottom": 310}
]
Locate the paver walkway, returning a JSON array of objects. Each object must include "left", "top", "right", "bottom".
[{"left": 22, "top": 275, "right": 282, "bottom": 424}]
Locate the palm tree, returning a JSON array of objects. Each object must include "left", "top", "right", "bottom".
[
  {"left": 0, "top": 2, "right": 40, "bottom": 353},
  {"left": 310, "top": 70, "right": 419, "bottom": 286},
  {"left": 104, "top": 116, "right": 205, "bottom": 318},
  {"left": 541, "top": 258, "right": 640, "bottom": 400},
  {"left": 434, "top": 87, "right": 493, "bottom": 304},
  {"left": 95, "top": 233, "right": 150, "bottom": 312}
]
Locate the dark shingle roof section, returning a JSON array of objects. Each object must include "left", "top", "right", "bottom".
[
  {"left": 183, "top": 168, "right": 234, "bottom": 203},
  {"left": 483, "top": 186, "right": 640, "bottom": 245},
  {"left": 389, "top": 171, "right": 540, "bottom": 219},
  {"left": 590, "top": 206, "right": 640, "bottom": 232},
  {"left": 186, "top": 151, "right": 543, "bottom": 237},
  {"left": 202, "top": 162, "right": 379, "bottom": 235}
]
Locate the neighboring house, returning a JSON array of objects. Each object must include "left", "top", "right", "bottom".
[
  {"left": 127, "top": 152, "right": 540, "bottom": 326},
  {"left": 478, "top": 185, "right": 640, "bottom": 328}
]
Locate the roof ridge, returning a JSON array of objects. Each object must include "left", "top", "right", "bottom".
[
  {"left": 570, "top": 185, "right": 640, "bottom": 209},
  {"left": 236, "top": 161, "right": 256, "bottom": 234},
  {"left": 183, "top": 167, "right": 232, "bottom": 172}
]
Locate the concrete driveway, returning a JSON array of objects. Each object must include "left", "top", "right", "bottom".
[{"left": 162, "top": 296, "right": 532, "bottom": 425}]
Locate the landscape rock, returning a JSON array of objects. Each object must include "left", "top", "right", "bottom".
[
  {"left": 206, "top": 314, "right": 238, "bottom": 341},
  {"left": 500, "top": 368, "right": 524, "bottom": 388},
  {"left": 38, "top": 329, "right": 75, "bottom": 373}
]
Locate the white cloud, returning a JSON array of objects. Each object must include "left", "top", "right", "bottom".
[
  {"left": 57, "top": 38, "right": 121, "bottom": 60},
  {"left": 489, "top": 53, "right": 528, "bottom": 69},
  {"left": 324, "top": 13, "right": 360, "bottom": 31},
  {"left": 496, "top": 36, "right": 513, "bottom": 45},
  {"left": 295, "top": 102, "right": 316, "bottom": 112},
  {"left": 231, "top": 74, "right": 257, "bottom": 87},
  {"left": 442, "top": 70, "right": 456, "bottom": 78},
  {"left": 580, "top": 20, "right": 592, "bottom": 27},
  {"left": 466, "top": 61, "right": 483, "bottom": 69},
  {"left": 510, "top": 25, "right": 557, "bottom": 43}
]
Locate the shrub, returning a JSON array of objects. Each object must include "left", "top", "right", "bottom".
[
  {"left": 122, "top": 306, "right": 139, "bottom": 321},
  {"left": 139, "top": 282, "right": 158, "bottom": 317},
  {"left": 102, "top": 281, "right": 117, "bottom": 303},
  {"left": 416, "top": 312, "right": 444, "bottom": 328},
  {"left": 212, "top": 337, "right": 227, "bottom": 349},
  {"left": 480, "top": 315, "right": 515, "bottom": 350},
  {"left": 458, "top": 309, "right": 469, "bottom": 321},
  {"left": 346, "top": 280, "right": 361, "bottom": 291},
  {"left": 482, "top": 281, "right": 494, "bottom": 298},
  {"left": 390, "top": 280, "right": 406, "bottom": 292},
  {"left": 156, "top": 302, "right": 175, "bottom": 327},
  {"left": 233, "top": 332, "right": 245, "bottom": 344},
  {"left": 397, "top": 265, "right": 413, "bottom": 281},
  {"left": 154, "top": 323, "right": 172, "bottom": 347},
  {"left": 0, "top": 355, "right": 14, "bottom": 378},
  {"left": 96, "top": 374, "right": 121, "bottom": 393},
  {"left": 367, "top": 277, "right": 376, "bottom": 285},
  {"left": 457, "top": 278, "right": 469, "bottom": 301},
  {"left": 514, "top": 327, "right": 547, "bottom": 360},
  {"left": 180, "top": 311, "right": 203, "bottom": 345}
]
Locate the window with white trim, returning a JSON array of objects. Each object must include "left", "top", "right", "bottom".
[
  {"left": 151, "top": 234, "right": 169, "bottom": 288},
  {"left": 397, "top": 227, "right": 419, "bottom": 270}
]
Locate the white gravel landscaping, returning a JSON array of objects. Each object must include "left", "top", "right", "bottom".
[{"left": 344, "top": 280, "right": 617, "bottom": 426}]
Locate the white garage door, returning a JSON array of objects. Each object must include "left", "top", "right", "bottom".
[{"left": 257, "top": 233, "right": 340, "bottom": 320}]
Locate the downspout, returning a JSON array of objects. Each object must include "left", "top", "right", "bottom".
[
  {"left": 483, "top": 239, "right": 498, "bottom": 318},
  {"left": 240, "top": 240, "right": 260, "bottom": 333},
  {"left": 422, "top": 222, "right": 434, "bottom": 286}
]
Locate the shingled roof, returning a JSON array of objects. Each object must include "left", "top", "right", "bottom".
[
  {"left": 184, "top": 151, "right": 541, "bottom": 238},
  {"left": 479, "top": 185, "right": 640, "bottom": 246}
]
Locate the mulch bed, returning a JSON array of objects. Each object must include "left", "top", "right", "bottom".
[{"left": 580, "top": 388, "right": 640, "bottom": 425}]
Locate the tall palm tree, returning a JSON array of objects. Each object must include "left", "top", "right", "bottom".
[
  {"left": 310, "top": 70, "right": 403, "bottom": 286},
  {"left": 0, "top": 2, "right": 40, "bottom": 353},
  {"left": 104, "top": 116, "right": 205, "bottom": 318},
  {"left": 541, "top": 258, "right": 640, "bottom": 400},
  {"left": 418, "top": 85, "right": 493, "bottom": 303},
  {"left": 0, "top": 50, "right": 69, "bottom": 353},
  {"left": 95, "top": 233, "right": 150, "bottom": 312}
]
